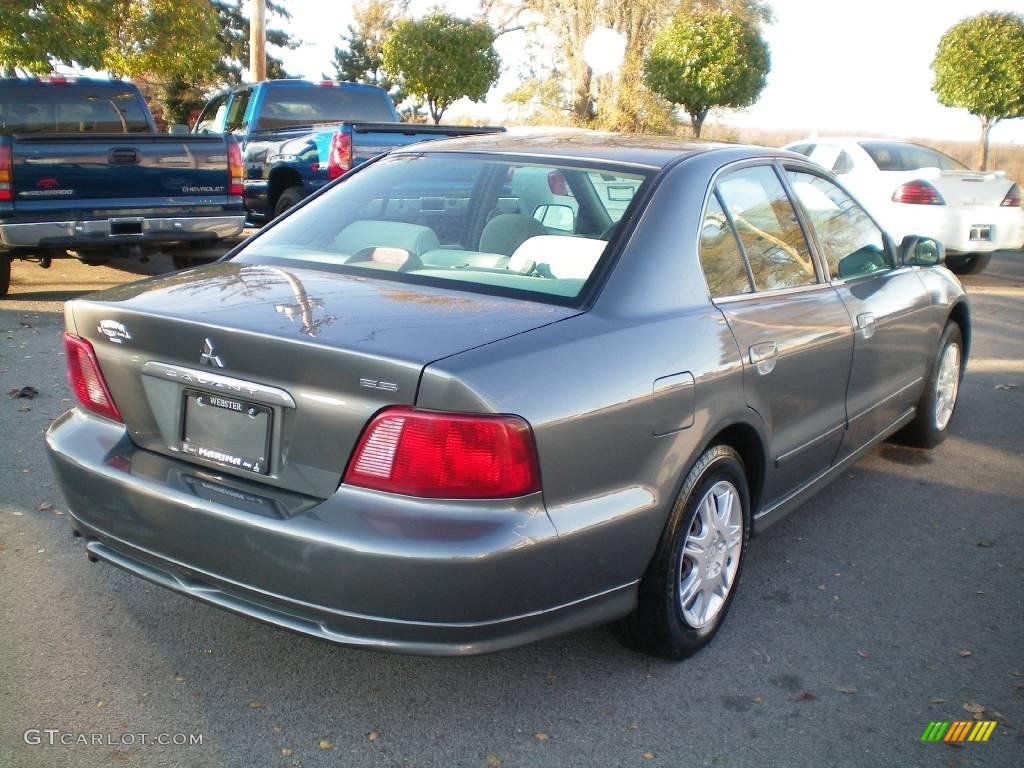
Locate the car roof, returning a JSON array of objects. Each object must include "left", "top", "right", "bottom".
[{"left": 394, "top": 130, "right": 746, "bottom": 169}]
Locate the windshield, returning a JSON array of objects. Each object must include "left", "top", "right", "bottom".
[
  {"left": 859, "top": 141, "right": 968, "bottom": 172},
  {"left": 0, "top": 83, "right": 150, "bottom": 134},
  {"left": 232, "top": 153, "right": 652, "bottom": 305},
  {"left": 255, "top": 85, "right": 396, "bottom": 129}
]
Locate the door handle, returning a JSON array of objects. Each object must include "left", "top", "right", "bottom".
[
  {"left": 749, "top": 342, "right": 779, "bottom": 375},
  {"left": 856, "top": 312, "right": 876, "bottom": 340}
]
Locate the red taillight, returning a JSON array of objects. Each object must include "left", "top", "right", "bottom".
[
  {"left": 227, "top": 140, "right": 244, "bottom": 196},
  {"left": 892, "top": 180, "right": 944, "bottom": 205},
  {"left": 343, "top": 407, "right": 541, "bottom": 499},
  {"left": 0, "top": 145, "right": 11, "bottom": 202},
  {"left": 547, "top": 170, "right": 569, "bottom": 196},
  {"left": 328, "top": 132, "right": 352, "bottom": 179},
  {"left": 63, "top": 333, "right": 122, "bottom": 422},
  {"left": 1001, "top": 183, "right": 1021, "bottom": 207}
]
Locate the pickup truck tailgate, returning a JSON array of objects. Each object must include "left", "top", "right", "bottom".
[{"left": 11, "top": 134, "right": 232, "bottom": 207}]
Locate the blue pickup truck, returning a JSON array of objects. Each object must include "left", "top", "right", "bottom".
[
  {"left": 193, "top": 80, "right": 503, "bottom": 223},
  {"left": 0, "top": 77, "right": 246, "bottom": 296}
]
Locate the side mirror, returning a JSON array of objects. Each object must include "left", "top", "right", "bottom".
[
  {"left": 900, "top": 235, "right": 945, "bottom": 267},
  {"left": 534, "top": 204, "right": 576, "bottom": 232},
  {"left": 168, "top": 123, "right": 190, "bottom": 135}
]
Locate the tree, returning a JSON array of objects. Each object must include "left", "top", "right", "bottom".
[
  {"left": 331, "top": 1, "right": 411, "bottom": 112},
  {"left": 932, "top": 12, "right": 1024, "bottom": 170},
  {"left": 211, "top": 0, "right": 296, "bottom": 85},
  {"left": 644, "top": 7, "right": 770, "bottom": 137},
  {"left": 486, "top": 0, "right": 771, "bottom": 131},
  {"left": 382, "top": 12, "right": 500, "bottom": 124},
  {"left": 0, "top": 0, "right": 220, "bottom": 82}
]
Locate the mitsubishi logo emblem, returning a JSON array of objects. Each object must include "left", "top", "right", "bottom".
[{"left": 199, "top": 338, "right": 224, "bottom": 368}]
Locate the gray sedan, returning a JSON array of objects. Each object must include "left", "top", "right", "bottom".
[{"left": 45, "top": 133, "right": 968, "bottom": 658}]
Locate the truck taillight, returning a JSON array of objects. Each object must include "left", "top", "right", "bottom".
[
  {"left": 64, "top": 333, "right": 122, "bottom": 423},
  {"left": 344, "top": 407, "right": 541, "bottom": 499},
  {"left": 328, "top": 132, "right": 352, "bottom": 179},
  {"left": 227, "top": 141, "right": 244, "bottom": 196},
  {"left": 892, "top": 180, "right": 944, "bottom": 205},
  {"left": 0, "top": 145, "right": 11, "bottom": 202},
  {"left": 1001, "top": 184, "right": 1021, "bottom": 207}
]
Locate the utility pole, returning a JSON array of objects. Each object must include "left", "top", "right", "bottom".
[{"left": 250, "top": 0, "right": 267, "bottom": 81}]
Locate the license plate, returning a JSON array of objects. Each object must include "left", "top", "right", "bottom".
[
  {"left": 969, "top": 225, "right": 992, "bottom": 241},
  {"left": 181, "top": 390, "right": 271, "bottom": 474}
]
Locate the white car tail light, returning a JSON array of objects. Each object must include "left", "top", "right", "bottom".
[{"left": 892, "top": 180, "right": 945, "bottom": 205}]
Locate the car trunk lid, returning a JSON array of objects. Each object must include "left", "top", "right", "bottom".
[
  {"left": 67, "top": 263, "right": 577, "bottom": 498},
  {"left": 889, "top": 168, "right": 1015, "bottom": 208}
]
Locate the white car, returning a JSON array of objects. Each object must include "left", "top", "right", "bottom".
[{"left": 783, "top": 137, "right": 1024, "bottom": 274}]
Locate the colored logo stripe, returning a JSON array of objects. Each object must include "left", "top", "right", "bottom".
[
  {"left": 922, "top": 721, "right": 997, "bottom": 742},
  {"left": 921, "top": 722, "right": 949, "bottom": 741}
]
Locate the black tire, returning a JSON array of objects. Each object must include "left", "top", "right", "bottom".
[
  {"left": 0, "top": 256, "right": 10, "bottom": 297},
  {"left": 895, "top": 322, "right": 964, "bottom": 449},
  {"left": 945, "top": 252, "right": 991, "bottom": 276},
  {"left": 273, "top": 186, "right": 305, "bottom": 218},
  {"left": 615, "top": 445, "right": 750, "bottom": 659}
]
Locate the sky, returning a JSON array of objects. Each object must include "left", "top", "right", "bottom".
[{"left": 276, "top": 0, "right": 1024, "bottom": 145}]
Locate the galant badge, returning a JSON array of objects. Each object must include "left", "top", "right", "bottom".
[{"left": 199, "top": 338, "right": 225, "bottom": 368}]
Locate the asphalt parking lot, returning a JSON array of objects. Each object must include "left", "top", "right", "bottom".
[{"left": 1, "top": 249, "right": 1021, "bottom": 768}]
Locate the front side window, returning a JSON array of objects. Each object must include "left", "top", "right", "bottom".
[
  {"left": 699, "top": 193, "right": 752, "bottom": 297},
  {"left": 232, "top": 153, "right": 652, "bottom": 305},
  {"left": 786, "top": 170, "right": 890, "bottom": 280},
  {"left": 716, "top": 166, "right": 817, "bottom": 290},
  {"left": 195, "top": 94, "right": 228, "bottom": 133}
]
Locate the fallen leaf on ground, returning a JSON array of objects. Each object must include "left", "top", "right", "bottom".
[
  {"left": 928, "top": 698, "right": 947, "bottom": 705},
  {"left": 249, "top": 701, "right": 263, "bottom": 709},
  {"left": 96, "top": 700, "right": 107, "bottom": 708},
  {"left": 963, "top": 702, "right": 985, "bottom": 717},
  {"left": 110, "top": 751, "right": 133, "bottom": 761},
  {"left": 642, "top": 752, "right": 655, "bottom": 760},
  {"left": 8, "top": 386, "right": 39, "bottom": 399},
  {"left": 272, "top": 726, "right": 282, "bottom": 734},
  {"left": 626, "top": 721, "right": 638, "bottom": 731},
  {"left": 833, "top": 686, "right": 858, "bottom": 694},
  {"left": 280, "top": 747, "right": 293, "bottom": 757},
  {"left": 794, "top": 690, "right": 817, "bottom": 701},
  {"left": 533, "top": 732, "right": 549, "bottom": 742},
  {"left": 174, "top": 675, "right": 184, "bottom": 683},
  {"left": 994, "top": 383, "right": 1018, "bottom": 391},
  {"left": 751, "top": 696, "right": 764, "bottom": 704},
  {"left": 976, "top": 541, "right": 993, "bottom": 548},
  {"left": 367, "top": 730, "right": 379, "bottom": 742},
  {"left": 35, "top": 502, "right": 53, "bottom": 512},
  {"left": 486, "top": 755, "right": 501, "bottom": 767},
  {"left": 18, "top": 406, "right": 30, "bottom": 412},
  {"left": 958, "top": 650, "right": 972, "bottom": 657},
  {"left": 857, "top": 651, "right": 871, "bottom": 659},
  {"left": 318, "top": 739, "right": 333, "bottom": 750}
]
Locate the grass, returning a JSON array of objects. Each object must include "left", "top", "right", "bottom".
[{"left": 697, "top": 124, "right": 1024, "bottom": 182}]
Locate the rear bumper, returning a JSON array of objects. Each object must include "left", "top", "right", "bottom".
[
  {"left": 0, "top": 214, "right": 245, "bottom": 250},
  {"left": 45, "top": 409, "right": 636, "bottom": 655},
  {"left": 881, "top": 204, "right": 1024, "bottom": 254}
]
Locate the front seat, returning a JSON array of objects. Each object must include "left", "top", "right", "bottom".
[{"left": 480, "top": 214, "right": 547, "bottom": 256}]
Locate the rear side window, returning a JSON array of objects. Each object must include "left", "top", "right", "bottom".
[
  {"left": 716, "top": 166, "right": 818, "bottom": 290},
  {"left": 224, "top": 89, "right": 252, "bottom": 133},
  {"left": 255, "top": 86, "right": 396, "bottom": 130},
  {"left": 786, "top": 170, "right": 890, "bottom": 280},
  {"left": 699, "top": 193, "right": 752, "bottom": 297},
  {"left": 0, "top": 83, "right": 150, "bottom": 134},
  {"left": 860, "top": 141, "right": 967, "bottom": 171}
]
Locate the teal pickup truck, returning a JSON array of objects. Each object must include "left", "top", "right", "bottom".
[{"left": 193, "top": 80, "right": 503, "bottom": 223}]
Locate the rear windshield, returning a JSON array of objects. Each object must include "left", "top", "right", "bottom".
[
  {"left": 0, "top": 82, "right": 150, "bottom": 134},
  {"left": 232, "top": 153, "right": 652, "bottom": 305},
  {"left": 859, "top": 141, "right": 967, "bottom": 171},
  {"left": 255, "top": 86, "right": 396, "bottom": 130}
]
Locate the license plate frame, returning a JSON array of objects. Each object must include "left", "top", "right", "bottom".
[
  {"left": 969, "top": 224, "right": 993, "bottom": 242},
  {"left": 180, "top": 389, "right": 272, "bottom": 475}
]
